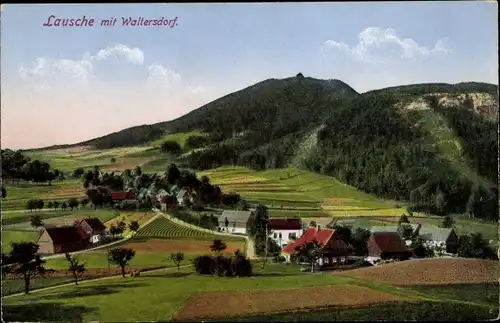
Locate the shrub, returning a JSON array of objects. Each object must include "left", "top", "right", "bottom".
[
  {"left": 232, "top": 255, "right": 252, "bottom": 277},
  {"left": 192, "top": 254, "right": 253, "bottom": 277}
]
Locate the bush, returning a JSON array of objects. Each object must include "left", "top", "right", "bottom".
[
  {"left": 232, "top": 255, "right": 252, "bottom": 277},
  {"left": 191, "top": 254, "right": 252, "bottom": 277}
]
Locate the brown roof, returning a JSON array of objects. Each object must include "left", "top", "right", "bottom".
[
  {"left": 369, "top": 232, "right": 410, "bottom": 253},
  {"left": 79, "top": 218, "right": 106, "bottom": 232},
  {"left": 269, "top": 218, "right": 302, "bottom": 230},
  {"left": 45, "top": 226, "right": 89, "bottom": 244}
]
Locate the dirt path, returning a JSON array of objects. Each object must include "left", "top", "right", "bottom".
[
  {"left": 2, "top": 264, "right": 192, "bottom": 299},
  {"left": 153, "top": 208, "right": 256, "bottom": 259}
]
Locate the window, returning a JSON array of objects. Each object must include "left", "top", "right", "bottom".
[
  {"left": 289, "top": 233, "right": 296, "bottom": 239},
  {"left": 279, "top": 233, "right": 282, "bottom": 238},
  {"left": 273, "top": 233, "right": 277, "bottom": 238}
]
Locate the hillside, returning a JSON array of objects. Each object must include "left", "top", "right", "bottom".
[{"left": 25, "top": 76, "right": 498, "bottom": 220}]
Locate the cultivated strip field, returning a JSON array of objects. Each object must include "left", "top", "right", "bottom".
[
  {"left": 335, "top": 258, "right": 499, "bottom": 285},
  {"left": 135, "top": 216, "right": 213, "bottom": 238},
  {"left": 173, "top": 285, "right": 405, "bottom": 321},
  {"left": 199, "top": 167, "right": 404, "bottom": 218}
]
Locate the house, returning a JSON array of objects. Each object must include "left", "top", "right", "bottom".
[
  {"left": 37, "top": 226, "right": 90, "bottom": 254},
  {"left": 370, "top": 223, "right": 421, "bottom": 247},
  {"left": 176, "top": 188, "right": 191, "bottom": 206},
  {"left": 281, "top": 227, "right": 351, "bottom": 266},
  {"left": 268, "top": 218, "right": 303, "bottom": 248},
  {"left": 219, "top": 210, "right": 253, "bottom": 235},
  {"left": 159, "top": 195, "right": 177, "bottom": 211},
  {"left": 418, "top": 227, "right": 458, "bottom": 254},
  {"left": 111, "top": 191, "right": 136, "bottom": 204},
  {"left": 366, "top": 232, "right": 413, "bottom": 263},
  {"left": 76, "top": 218, "right": 107, "bottom": 244},
  {"left": 156, "top": 189, "right": 169, "bottom": 202}
]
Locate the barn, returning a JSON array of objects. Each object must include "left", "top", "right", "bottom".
[{"left": 37, "top": 226, "right": 90, "bottom": 254}]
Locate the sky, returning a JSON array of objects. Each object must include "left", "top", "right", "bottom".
[{"left": 1, "top": 2, "right": 498, "bottom": 149}]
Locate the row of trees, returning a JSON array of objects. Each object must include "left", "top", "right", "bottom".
[{"left": 26, "top": 197, "right": 89, "bottom": 212}]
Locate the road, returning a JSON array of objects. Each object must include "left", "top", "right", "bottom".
[{"left": 2, "top": 264, "right": 192, "bottom": 299}]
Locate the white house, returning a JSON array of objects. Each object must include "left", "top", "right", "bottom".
[
  {"left": 176, "top": 189, "right": 189, "bottom": 206},
  {"left": 219, "top": 210, "right": 253, "bottom": 235},
  {"left": 268, "top": 218, "right": 303, "bottom": 248},
  {"left": 156, "top": 189, "right": 169, "bottom": 202}
]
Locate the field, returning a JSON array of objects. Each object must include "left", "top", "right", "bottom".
[
  {"left": 135, "top": 216, "right": 214, "bottom": 238},
  {"left": 336, "top": 258, "right": 498, "bottom": 285},
  {"left": 3, "top": 260, "right": 498, "bottom": 322},
  {"left": 199, "top": 167, "right": 405, "bottom": 218},
  {"left": 173, "top": 285, "right": 404, "bottom": 321},
  {"left": 1, "top": 230, "right": 41, "bottom": 253},
  {"left": 1, "top": 180, "right": 85, "bottom": 211}
]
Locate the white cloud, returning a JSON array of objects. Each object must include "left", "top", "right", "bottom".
[
  {"left": 147, "top": 64, "right": 182, "bottom": 87},
  {"left": 93, "top": 44, "right": 144, "bottom": 65},
  {"left": 321, "top": 27, "right": 451, "bottom": 62}
]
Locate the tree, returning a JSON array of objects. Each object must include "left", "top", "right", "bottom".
[
  {"left": 170, "top": 252, "right": 185, "bottom": 270},
  {"left": 53, "top": 201, "right": 60, "bottom": 211},
  {"left": 224, "top": 217, "right": 229, "bottom": 232},
  {"left": 160, "top": 141, "right": 182, "bottom": 155},
  {"left": 26, "top": 199, "right": 36, "bottom": 212},
  {"left": 398, "top": 214, "right": 410, "bottom": 225},
  {"left": 434, "top": 188, "right": 447, "bottom": 214},
  {"left": 108, "top": 248, "right": 136, "bottom": 278},
  {"left": 441, "top": 215, "right": 454, "bottom": 228},
  {"left": 167, "top": 164, "right": 181, "bottom": 185},
  {"left": 294, "top": 239, "right": 323, "bottom": 272},
  {"left": 47, "top": 201, "right": 54, "bottom": 210},
  {"left": 128, "top": 221, "right": 140, "bottom": 236},
  {"left": 134, "top": 166, "right": 142, "bottom": 177},
  {"left": 30, "top": 215, "right": 44, "bottom": 229},
  {"left": 65, "top": 253, "right": 86, "bottom": 285},
  {"left": 68, "top": 197, "right": 79, "bottom": 211},
  {"left": 351, "top": 228, "right": 371, "bottom": 256},
  {"left": 8, "top": 242, "right": 47, "bottom": 294},
  {"left": 309, "top": 221, "right": 317, "bottom": 227},
  {"left": 80, "top": 198, "right": 89, "bottom": 208},
  {"left": 61, "top": 202, "right": 67, "bottom": 210},
  {"left": 72, "top": 167, "right": 85, "bottom": 178},
  {"left": 110, "top": 157, "right": 116, "bottom": 164},
  {"left": 210, "top": 239, "right": 227, "bottom": 256},
  {"left": 398, "top": 224, "right": 414, "bottom": 240},
  {"left": 1, "top": 186, "right": 6, "bottom": 198},
  {"left": 36, "top": 199, "right": 44, "bottom": 211}
]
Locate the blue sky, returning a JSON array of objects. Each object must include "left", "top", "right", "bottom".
[{"left": 1, "top": 2, "right": 498, "bottom": 149}]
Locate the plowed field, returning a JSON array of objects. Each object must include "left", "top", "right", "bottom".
[
  {"left": 335, "top": 258, "right": 499, "bottom": 285},
  {"left": 111, "top": 238, "right": 246, "bottom": 255},
  {"left": 173, "top": 285, "right": 404, "bottom": 321}
]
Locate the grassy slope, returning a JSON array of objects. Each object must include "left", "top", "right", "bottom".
[{"left": 406, "top": 109, "right": 493, "bottom": 189}]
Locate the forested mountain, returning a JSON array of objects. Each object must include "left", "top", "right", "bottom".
[{"left": 30, "top": 75, "right": 498, "bottom": 220}]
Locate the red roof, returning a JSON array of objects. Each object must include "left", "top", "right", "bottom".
[
  {"left": 111, "top": 192, "right": 136, "bottom": 201},
  {"left": 369, "top": 232, "right": 411, "bottom": 253},
  {"left": 45, "top": 227, "right": 89, "bottom": 244},
  {"left": 282, "top": 227, "right": 336, "bottom": 254},
  {"left": 78, "top": 218, "right": 106, "bottom": 232},
  {"left": 269, "top": 218, "right": 302, "bottom": 230}
]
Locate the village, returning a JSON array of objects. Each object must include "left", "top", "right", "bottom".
[{"left": 34, "top": 184, "right": 466, "bottom": 271}]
